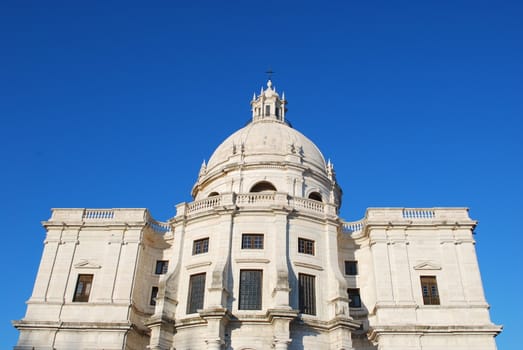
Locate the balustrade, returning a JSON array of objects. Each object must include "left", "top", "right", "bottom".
[
  {"left": 236, "top": 192, "right": 276, "bottom": 204},
  {"left": 147, "top": 220, "right": 171, "bottom": 233},
  {"left": 291, "top": 197, "right": 324, "bottom": 213},
  {"left": 342, "top": 221, "right": 365, "bottom": 234},
  {"left": 402, "top": 209, "right": 435, "bottom": 219},
  {"left": 186, "top": 196, "right": 222, "bottom": 215},
  {"left": 83, "top": 209, "right": 114, "bottom": 220}
]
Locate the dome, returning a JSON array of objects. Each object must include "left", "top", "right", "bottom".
[
  {"left": 206, "top": 120, "right": 327, "bottom": 174},
  {"left": 193, "top": 80, "right": 340, "bottom": 203}
]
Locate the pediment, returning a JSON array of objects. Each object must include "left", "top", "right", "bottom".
[
  {"left": 74, "top": 259, "right": 101, "bottom": 269},
  {"left": 414, "top": 261, "right": 441, "bottom": 270}
]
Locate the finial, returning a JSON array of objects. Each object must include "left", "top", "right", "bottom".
[
  {"left": 252, "top": 92, "right": 256, "bottom": 101},
  {"left": 282, "top": 91, "right": 285, "bottom": 100},
  {"left": 267, "top": 79, "right": 273, "bottom": 89},
  {"left": 199, "top": 160, "right": 207, "bottom": 177}
]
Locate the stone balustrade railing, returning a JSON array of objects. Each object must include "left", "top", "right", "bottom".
[
  {"left": 186, "top": 196, "right": 222, "bottom": 215},
  {"left": 236, "top": 192, "right": 277, "bottom": 205},
  {"left": 47, "top": 205, "right": 471, "bottom": 236},
  {"left": 146, "top": 219, "right": 172, "bottom": 234},
  {"left": 83, "top": 209, "right": 115, "bottom": 220},
  {"left": 402, "top": 208, "right": 435, "bottom": 219},
  {"left": 178, "top": 192, "right": 333, "bottom": 217},
  {"left": 342, "top": 220, "right": 365, "bottom": 234},
  {"left": 291, "top": 197, "right": 324, "bottom": 213}
]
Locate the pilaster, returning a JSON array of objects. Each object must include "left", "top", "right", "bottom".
[
  {"left": 207, "top": 196, "right": 235, "bottom": 308},
  {"left": 369, "top": 229, "right": 394, "bottom": 305},
  {"left": 439, "top": 229, "right": 466, "bottom": 304},
  {"left": 271, "top": 209, "right": 292, "bottom": 308}
]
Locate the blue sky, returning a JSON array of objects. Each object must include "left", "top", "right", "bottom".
[{"left": 1, "top": 1, "right": 521, "bottom": 348}]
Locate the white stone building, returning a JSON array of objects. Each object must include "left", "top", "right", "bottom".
[{"left": 14, "top": 80, "right": 501, "bottom": 350}]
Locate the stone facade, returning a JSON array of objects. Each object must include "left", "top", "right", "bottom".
[{"left": 14, "top": 81, "right": 501, "bottom": 349}]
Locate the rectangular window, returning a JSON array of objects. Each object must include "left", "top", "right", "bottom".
[
  {"left": 73, "top": 274, "right": 93, "bottom": 302},
  {"left": 187, "top": 273, "right": 206, "bottom": 313},
  {"left": 150, "top": 286, "right": 159, "bottom": 306},
  {"left": 239, "top": 270, "right": 262, "bottom": 310},
  {"left": 298, "top": 238, "right": 315, "bottom": 255},
  {"left": 155, "top": 260, "right": 169, "bottom": 274},
  {"left": 348, "top": 288, "right": 361, "bottom": 308},
  {"left": 344, "top": 261, "right": 358, "bottom": 275},
  {"left": 193, "top": 238, "right": 209, "bottom": 255},
  {"left": 298, "top": 273, "right": 316, "bottom": 315},
  {"left": 242, "top": 234, "right": 264, "bottom": 249},
  {"left": 420, "top": 276, "right": 440, "bottom": 305},
  {"left": 265, "top": 105, "right": 270, "bottom": 116}
]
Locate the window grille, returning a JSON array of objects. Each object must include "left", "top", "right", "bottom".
[
  {"left": 298, "top": 273, "right": 316, "bottom": 315},
  {"left": 348, "top": 288, "right": 361, "bottom": 308},
  {"left": 239, "top": 270, "right": 262, "bottom": 310},
  {"left": 187, "top": 273, "right": 206, "bottom": 314},
  {"left": 298, "top": 238, "right": 315, "bottom": 255},
  {"left": 420, "top": 276, "right": 440, "bottom": 305},
  {"left": 344, "top": 261, "right": 358, "bottom": 275},
  {"left": 193, "top": 238, "right": 209, "bottom": 255},
  {"left": 155, "top": 260, "right": 169, "bottom": 274},
  {"left": 242, "top": 234, "right": 264, "bottom": 249}
]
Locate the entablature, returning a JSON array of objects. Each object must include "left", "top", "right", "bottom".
[
  {"left": 341, "top": 207, "right": 477, "bottom": 239},
  {"left": 42, "top": 208, "right": 172, "bottom": 236}
]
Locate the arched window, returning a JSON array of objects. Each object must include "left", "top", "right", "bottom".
[
  {"left": 208, "top": 192, "right": 219, "bottom": 197},
  {"left": 308, "top": 192, "right": 322, "bottom": 202},
  {"left": 250, "top": 181, "right": 277, "bottom": 192}
]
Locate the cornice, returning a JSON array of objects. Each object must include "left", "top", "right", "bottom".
[
  {"left": 368, "top": 324, "right": 503, "bottom": 341},
  {"left": 293, "top": 261, "right": 324, "bottom": 271},
  {"left": 235, "top": 258, "right": 270, "bottom": 264},
  {"left": 185, "top": 261, "right": 212, "bottom": 270},
  {"left": 198, "top": 161, "right": 330, "bottom": 189}
]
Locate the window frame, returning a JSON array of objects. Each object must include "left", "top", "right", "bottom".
[
  {"left": 348, "top": 288, "right": 362, "bottom": 308},
  {"left": 420, "top": 276, "right": 440, "bottom": 305},
  {"left": 298, "top": 237, "right": 315, "bottom": 255},
  {"left": 238, "top": 269, "right": 263, "bottom": 310},
  {"left": 187, "top": 273, "right": 206, "bottom": 314},
  {"left": 192, "top": 237, "right": 209, "bottom": 255},
  {"left": 344, "top": 260, "right": 358, "bottom": 276},
  {"left": 73, "top": 274, "right": 93, "bottom": 302},
  {"left": 298, "top": 273, "right": 316, "bottom": 315},
  {"left": 241, "top": 234, "right": 264, "bottom": 249},
  {"left": 150, "top": 286, "right": 159, "bottom": 306},
  {"left": 155, "top": 260, "right": 169, "bottom": 275}
]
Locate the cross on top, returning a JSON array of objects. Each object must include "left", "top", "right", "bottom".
[{"left": 265, "top": 68, "right": 275, "bottom": 80}]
